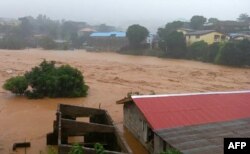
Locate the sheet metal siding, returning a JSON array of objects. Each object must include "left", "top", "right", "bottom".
[
  {"left": 155, "top": 118, "right": 250, "bottom": 154},
  {"left": 132, "top": 92, "right": 250, "bottom": 130}
]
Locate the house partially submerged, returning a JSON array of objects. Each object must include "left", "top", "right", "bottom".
[
  {"left": 117, "top": 91, "right": 250, "bottom": 154},
  {"left": 47, "top": 104, "right": 131, "bottom": 154}
]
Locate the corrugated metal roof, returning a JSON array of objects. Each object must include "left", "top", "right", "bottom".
[
  {"left": 131, "top": 91, "right": 250, "bottom": 130},
  {"left": 156, "top": 117, "right": 250, "bottom": 154},
  {"left": 90, "top": 32, "right": 126, "bottom": 37}
]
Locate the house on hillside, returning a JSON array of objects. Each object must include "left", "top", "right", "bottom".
[
  {"left": 87, "top": 32, "right": 128, "bottom": 51},
  {"left": 117, "top": 91, "right": 250, "bottom": 154},
  {"left": 185, "top": 30, "right": 227, "bottom": 46},
  {"left": 229, "top": 33, "right": 250, "bottom": 41},
  {"left": 203, "top": 21, "right": 250, "bottom": 33}
]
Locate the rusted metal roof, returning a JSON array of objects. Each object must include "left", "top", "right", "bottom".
[
  {"left": 131, "top": 91, "right": 250, "bottom": 130},
  {"left": 155, "top": 117, "right": 250, "bottom": 154}
]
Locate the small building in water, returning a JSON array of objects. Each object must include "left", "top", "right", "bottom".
[{"left": 117, "top": 91, "right": 250, "bottom": 154}]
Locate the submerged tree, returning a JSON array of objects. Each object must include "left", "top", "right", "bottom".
[{"left": 3, "top": 60, "right": 88, "bottom": 99}]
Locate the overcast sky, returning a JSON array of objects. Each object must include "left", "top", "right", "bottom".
[{"left": 1, "top": 0, "right": 250, "bottom": 32}]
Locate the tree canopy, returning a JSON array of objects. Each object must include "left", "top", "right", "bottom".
[
  {"left": 237, "top": 13, "right": 250, "bottom": 22},
  {"left": 208, "top": 18, "right": 219, "bottom": 24},
  {"left": 126, "top": 24, "right": 149, "bottom": 48},
  {"left": 190, "top": 15, "right": 207, "bottom": 29},
  {"left": 157, "top": 21, "right": 186, "bottom": 58},
  {"left": 3, "top": 60, "right": 89, "bottom": 98}
]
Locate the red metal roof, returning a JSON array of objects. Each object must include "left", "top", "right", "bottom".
[{"left": 131, "top": 91, "right": 250, "bottom": 130}]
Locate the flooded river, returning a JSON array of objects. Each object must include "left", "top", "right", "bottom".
[{"left": 0, "top": 49, "right": 250, "bottom": 153}]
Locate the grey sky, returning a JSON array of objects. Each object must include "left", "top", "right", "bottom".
[{"left": 1, "top": 0, "right": 250, "bottom": 32}]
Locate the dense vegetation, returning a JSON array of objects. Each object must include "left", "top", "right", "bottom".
[
  {"left": 3, "top": 60, "right": 88, "bottom": 98},
  {"left": 0, "top": 15, "right": 116, "bottom": 50},
  {"left": 157, "top": 21, "right": 186, "bottom": 58},
  {"left": 1, "top": 14, "right": 250, "bottom": 67},
  {"left": 123, "top": 13, "right": 250, "bottom": 67},
  {"left": 3, "top": 76, "right": 28, "bottom": 95}
]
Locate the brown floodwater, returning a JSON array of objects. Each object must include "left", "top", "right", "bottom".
[{"left": 0, "top": 49, "right": 250, "bottom": 154}]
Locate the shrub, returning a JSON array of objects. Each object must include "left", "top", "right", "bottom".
[
  {"left": 4, "top": 60, "right": 88, "bottom": 99},
  {"left": 3, "top": 76, "right": 28, "bottom": 95},
  {"left": 94, "top": 143, "right": 105, "bottom": 154},
  {"left": 236, "top": 39, "right": 250, "bottom": 66},
  {"left": 68, "top": 143, "right": 105, "bottom": 154},
  {"left": 165, "top": 31, "right": 186, "bottom": 58},
  {"left": 24, "top": 60, "right": 88, "bottom": 98},
  {"left": 126, "top": 24, "right": 149, "bottom": 48},
  {"left": 187, "top": 41, "right": 209, "bottom": 61},
  {"left": 69, "top": 143, "right": 84, "bottom": 154},
  {"left": 205, "top": 42, "right": 222, "bottom": 63},
  {"left": 215, "top": 42, "right": 245, "bottom": 66}
]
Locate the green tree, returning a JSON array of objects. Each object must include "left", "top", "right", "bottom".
[
  {"left": 205, "top": 42, "right": 222, "bottom": 63},
  {"left": 4, "top": 60, "right": 89, "bottom": 99},
  {"left": 157, "top": 21, "right": 186, "bottom": 57},
  {"left": 187, "top": 41, "right": 209, "bottom": 60},
  {"left": 96, "top": 24, "right": 116, "bottom": 32},
  {"left": 190, "top": 15, "right": 207, "bottom": 29},
  {"left": 216, "top": 42, "right": 244, "bottom": 66},
  {"left": 126, "top": 24, "right": 149, "bottom": 48},
  {"left": 165, "top": 31, "right": 186, "bottom": 58},
  {"left": 3, "top": 76, "right": 28, "bottom": 95},
  {"left": 236, "top": 39, "right": 250, "bottom": 66},
  {"left": 18, "top": 16, "right": 34, "bottom": 38},
  {"left": 237, "top": 13, "right": 250, "bottom": 22},
  {"left": 165, "top": 21, "right": 184, "bottom": 32},
  {"left": 208, "top": 18, "right": 219, "bottom": 24},
  {"left": 24, "top": 60, "right": 88, "bottom": 98}
]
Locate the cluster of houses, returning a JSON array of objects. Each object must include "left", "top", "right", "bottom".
[
  {"left": 82, "top": 21, "right": 250, "bottom": 51},
  {"left": 1, "top": 17, "right": 249, "bottom": 51}
]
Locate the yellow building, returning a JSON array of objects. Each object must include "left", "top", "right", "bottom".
[{"left": 185, "top": 30, "right": 227, "bottom": 46}]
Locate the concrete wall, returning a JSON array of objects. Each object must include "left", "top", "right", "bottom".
[
  {"left": 154, "top": 135, "right": 165, "bottom": 154},
  {"left": 124, "top": 102, "right": 154, "bottom": 153}
]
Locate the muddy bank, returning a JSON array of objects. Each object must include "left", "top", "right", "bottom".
[{"left": 0, "top": 49, "right": 249, "bottom": 153}]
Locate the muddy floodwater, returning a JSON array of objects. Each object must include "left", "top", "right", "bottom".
[{"left": 0, "top": 49, "right": 250, "bottom": 154}]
